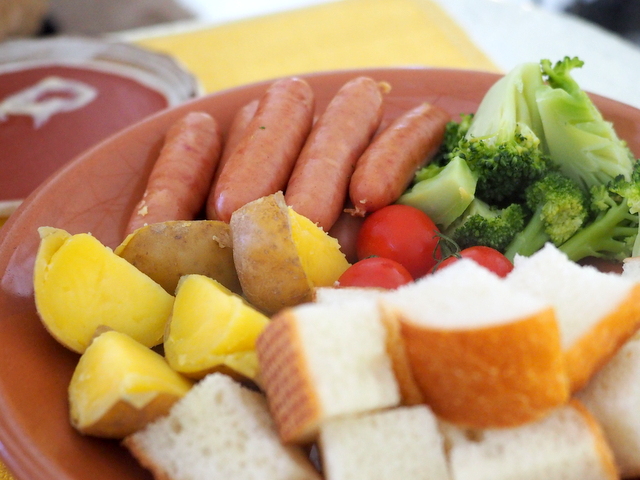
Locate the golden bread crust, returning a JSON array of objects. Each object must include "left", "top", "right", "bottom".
[
  {"left": 379, "top": 304, "right": 424, "bottom": 406},
  {"left": 569, "top": 399, "right": 619, "bottom": 480},
  {"left": 566, "top": 282, "right": 640, "bottom": 393},
  {"left": 256, "top": 310, "right": 321, "bottom": 444},
  {"left": 398, "top": 306, "right": 570, "bottom": 428}
]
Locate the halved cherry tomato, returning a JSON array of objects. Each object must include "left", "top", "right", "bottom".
[
  {"left": 356, "top": 204, "right": 441, "bottom": 279},
  {"left": 336, "top": 257, "right": 413, "bottom": 289},
  {"left": 435, "top": 245, "right": 513, "bottom": 277}
]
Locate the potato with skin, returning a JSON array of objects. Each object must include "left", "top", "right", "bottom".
[
  {"left": 69, "top": 329, "right": 193, "bottom": 438},
  {"left": 164, "top": 274, "right": 269, "bottom": 381},
  {"left": 230, "top": 191, "right": 350, "bottom": 314},
  {"left": 115, "top": 220, "right": 241, "bottom": 295},
  {"left": 34, "top": 227, "right": 174, "bottom": 353}
]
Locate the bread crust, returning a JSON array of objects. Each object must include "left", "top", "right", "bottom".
[
  {"left": 397, "top": 306, "right": 570, "bottom": 428},
  {"left": 379, "top": 307, "right": 424, "bottom": 406},
  {"left": 570, "top": 399, "right": 619, "bottom": 480},
  {"left": 567, "top": 282, "right": 640, "bottom": 393},
  {"left": 256, "top": 310, "right": 322, "bottom": 444},
  {"left": 122, "top": 438, "right": 174, "bottom": 480}
]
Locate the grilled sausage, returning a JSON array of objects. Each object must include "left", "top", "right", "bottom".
[
  {"left": 125, "top": 111, "right": 222, "bottom": 235},
  {"left": 284, "top": 76, "right": 387, "bottom": 231},
  {"left": 348, "top": 102, "right": 450, "bottom": 216},
  {"left": 208, "top": 77, "right": 315, "bottom": 222}
]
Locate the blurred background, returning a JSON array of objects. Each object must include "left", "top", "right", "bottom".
[{"left": 1, "top": 0, "right": 639, "bottom": 46}]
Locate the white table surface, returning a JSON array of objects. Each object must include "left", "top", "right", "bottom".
[{"left": 157, "top": 0, "right": 640, "bottom": 110}]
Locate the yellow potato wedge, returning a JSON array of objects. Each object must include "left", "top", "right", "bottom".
[
  {"left": 115, "top": 220, "right": 241, "bottom": 295},
  {"left": 230, "top": 192, "right": 350, "bottom": 314},
  {"left": 34, "top": 227, "right": 174, "bottom": 353},
  {"left": 69, "top": 329, "right": 193, "bottom": 438},
  {"left": 164, "top": 274, "right": 269, "bottom": 381}
]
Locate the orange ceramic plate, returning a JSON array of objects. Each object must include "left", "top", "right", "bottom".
[{"left": 0, "top": 67, "right": 639, "bottom": 480}]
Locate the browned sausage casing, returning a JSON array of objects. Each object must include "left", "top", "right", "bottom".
[
  {"left": 125, "top": 111, "right": 222, "bottom": 235},
  {"left": 348, "top": 102, "right": 450, "bottom": 216},
  {"left": 284, "top": 76, "right": 386, "bottom": 231},
  {"left": 209, "top": 77, "right": 315, "bottom": 222},
  {"left": 214, "top": 99, "right": 259, "bottom": 183}
]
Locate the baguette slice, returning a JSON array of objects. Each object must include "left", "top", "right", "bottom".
[
  {"left": 441, "top": 400, "right": 618, "bottom": 480},
  {"left": 381, "top": 258, "right": 569, "bottom": 428},
  {"left": 508, "top": 243, "right": 640, "bottom": 392},
  {"left": 124, "top": 373, "right": 320, "bottom": 480},
  {"left": 318, "top": 405, "right": 450, "bottom": 480},
  {"left": 256, "top": 299, "right": 401, "bottom": 444},
  {"left": 577, "top": 334, "right": 640, "bottom": 477}
]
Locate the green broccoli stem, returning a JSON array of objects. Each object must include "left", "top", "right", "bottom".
[
  {"left": 503, "top": 207, "right": 549, "bottom": 261},
  {"left": 559, "top": 202, "right": 637, "bottom": 262}
]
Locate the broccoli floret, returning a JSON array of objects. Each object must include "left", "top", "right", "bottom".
[
  {"left": 413, "top": 162, "right": 444, "bottom": 183},
  {"left": 445, "top": 198, "right": 526, "bottom": 252},
  {"left": 558, "top": 169, "right": 640, "bottom": 262},
  {"left": 399, "top": 156, "right": 477, "bottom": 228},
  {"left": 432, "top": 114, "right": 474, "bottom": 165},
  {"left": 536, "top": 56, "right": 635, "bottom": 191},
  {"left": 449, "top": 62, "right": 554, "bottom": 206},
  {"left": 609, "top": 160, "right": 640, "bottom": 213},
  {"left": 452, "top": 125, "right": 554, "bottom": 206},
  {"left": 504, "top": 172, "right": 588, "bottom": 260}
]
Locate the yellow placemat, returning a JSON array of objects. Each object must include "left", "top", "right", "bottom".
[{"left": 134, "top": 0, "right": 499, "bottom": 93}]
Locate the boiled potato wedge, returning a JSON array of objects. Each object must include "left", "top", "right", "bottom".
[
  {"left": 69, "top": 330, "right": 193, "bottom": 438},
  {"left": 230, "top": 192, "right": 350, "bottom": 314},
  {"left": 164, "top": 274, "right": 269, "bottom": 381},
  {"left": 34, "top": 227, "right": 174, "bottom": 353},
  {"left": 115, "top": 220, "right": 241, "bottom": 295}
]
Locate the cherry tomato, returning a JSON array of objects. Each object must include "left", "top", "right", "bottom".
[
  {"left": 337, "top": 257, "right": 414, "bottom": 289},
  {"left": 356, "top": 204, "right": 441, "bottom": 279},
  {"left": 435, "top": 246, "right": 514, "bottom": 277}
]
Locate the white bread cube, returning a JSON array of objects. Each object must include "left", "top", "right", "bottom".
[
  {"left": 577, "top": 334, "right": 640, "bottom": 477},
  {"left": 313, "top": 286, "right": 386, "bottom": 303},
  {"left": 508, "top": 243, "right": 640, "bottom": 392},
  {"left": 442, "top": 400, "right": 618, "bottom": 480},
  {"left": 313, "top": 285, "right": 425, "bottom": 406},
  {"left": 319, "top": 405, "right": 450, "bottom": 480},
  {"left": 256, "top": 299, "right": 401, "bottom": 444},
  {"left": 622, "top": 256, "right": 640, "bottom": 279},
  {"left": 124, "top": 373, "right": 320, "bottom": 480},
  {"left": 381, "top": 258, "right": 568, "bottom": 428}
]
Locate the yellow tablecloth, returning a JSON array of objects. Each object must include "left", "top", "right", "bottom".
[
  {"left": 1, "top": 1, "right": 496, "bottom": 478},
  {"left": 133, "top": 0, "right": 499, "bottom": 94}
]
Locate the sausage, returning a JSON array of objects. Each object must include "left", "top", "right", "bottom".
[
  {"left": 327, "top": 209, "right": 366, "bottom": 264},
  {"left": 214, "top": 99, "right": 259, "bottom": 183},
  {"left": 348, "top": 102, "right": 450, "bottom": 216},
  {"left": 284, "top": 76, "right": 387, "bottom": 231},
  {"left": 208, "top": 77, "right": 315, "bottom": 222},
  {"left": 125, "top": 111, "right": 222, "bottom": 235}
]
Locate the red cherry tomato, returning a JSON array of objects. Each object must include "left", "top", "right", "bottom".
[
  {"left": 337, "top": 257, "right": 414, "bottom": 289},
  {"left": 356, "top": 204, "right": 441, "bottom": 279},
  {"left": 435, "top": 246, "right": 514, "bottom": 277}
]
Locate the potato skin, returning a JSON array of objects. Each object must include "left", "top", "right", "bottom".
[
  {"left": 68, "top": 330, "right": 193, "bottom": 439},
  {"left": 230, "top": 192, "right": 313, "bottom": 315},
  {"left": 115, "top": 220, "right": 241, "bottom": 295},
  {"left": 73, "top": 393, "right": 182, "bottom": 439}
]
